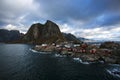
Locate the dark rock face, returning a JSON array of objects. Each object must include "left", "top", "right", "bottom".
[
  {"left": 23, "top": 23, "right": 43, "bottom": 42},
  {"left": 100, "top": 41, "right": 120, "bottom": 63},
  {"left": 0, "top": 29, "right": 21, "bottom": 42},
  {"left": 100, "top": 41, "right": 120, "bottom": 49},
  {"left": 62, "top": 33, "right": 81, "bottom": 43},
  {"left": 23, "top": 20, "right": 65, "bottom": 44}
]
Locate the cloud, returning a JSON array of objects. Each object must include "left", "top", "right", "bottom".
[
  {"left": 78, "top": 26, "right": 120, "bottom": 41},
  {"left": 35, "top": 0, "right": 120, "bottom": 22},
  {"left": 4, "top": 24, "right": 17, "bottom": 30},
  {"left": 0, "top": 0, "right": 120, "bottom": 41},
  {"left": 1, "top": 24, "right": 28, "bottom": 33},
  {"left": 59, "top": 22, "right": 120, "bottom": 41},
  {"left": 0, "top": 0, "right": 41, "bottom": 25}
]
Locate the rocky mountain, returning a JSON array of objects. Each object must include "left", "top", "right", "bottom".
[
  {"left": 0, "top": 29, "right": 22, "bottom": 42},
  {"left": 62, "top": 33, "right": 81, "bottom": 43},
  {"left": 0, "top": 20, "right": 82, "bottom": 44},
  {"left": 22, "top": 20, "right": 65, "bottom": 44}
]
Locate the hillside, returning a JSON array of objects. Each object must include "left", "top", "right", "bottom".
[{"left": 22, "top": 20, "right": 65, "bottom": 44}]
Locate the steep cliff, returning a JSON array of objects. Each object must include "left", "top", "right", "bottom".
[{"left": 22, "top": 20, "right": 65, "bottom": 44}]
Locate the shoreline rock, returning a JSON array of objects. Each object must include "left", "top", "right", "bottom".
[{"left": 33, "top": 42, "right": 120, "bottom": 64}]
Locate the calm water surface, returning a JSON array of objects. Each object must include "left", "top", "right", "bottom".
[{"left": 0, "top": 44, "right": 120, "bottom": 80}]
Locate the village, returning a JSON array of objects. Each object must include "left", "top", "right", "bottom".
[{"left": 33, "top": 41, "right": 119, "bottom": 64}]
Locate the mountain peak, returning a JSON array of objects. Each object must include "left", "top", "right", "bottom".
[
  {"left": 45, "top": 20, "right": 57, "bottom": 26},
  {"left": 22, "top": 20, "right": 65, "bottom": 44},
  {"left": 46, "top": 20, "right": 54, "bottom": 23}
]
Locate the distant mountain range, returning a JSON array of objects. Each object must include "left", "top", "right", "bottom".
[
  {"left": 78, "top": 37, "right": 98, "bottom": 42},
  {"left": 0, "top": 29, "right": 23, "bottom": 42},
  {"left": 0, "top": 20, "right": 91, "bottom": 44},
  {"left": 62, "top": 33, "right": 81, "bottom": 43}
]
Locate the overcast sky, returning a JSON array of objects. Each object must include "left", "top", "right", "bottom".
[{"left": 0, "top": 0, "right": 120, "bottom": 41}]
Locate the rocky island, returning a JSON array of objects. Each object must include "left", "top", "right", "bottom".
[{"left": 33, "top": 41, "right": 120, "bottom": 64}]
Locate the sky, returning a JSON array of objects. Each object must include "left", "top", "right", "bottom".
[{"left": 0, "top": 0, "right": 120, "bottom": 41}]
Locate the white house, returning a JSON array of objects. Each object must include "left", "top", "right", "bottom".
[{"left": 41, "top": 44, "right": 47, "bottom": 47}]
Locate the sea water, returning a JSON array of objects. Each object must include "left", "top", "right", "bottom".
[{"left": 0, "top": 44, "right": 119, "bottom": 80}]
